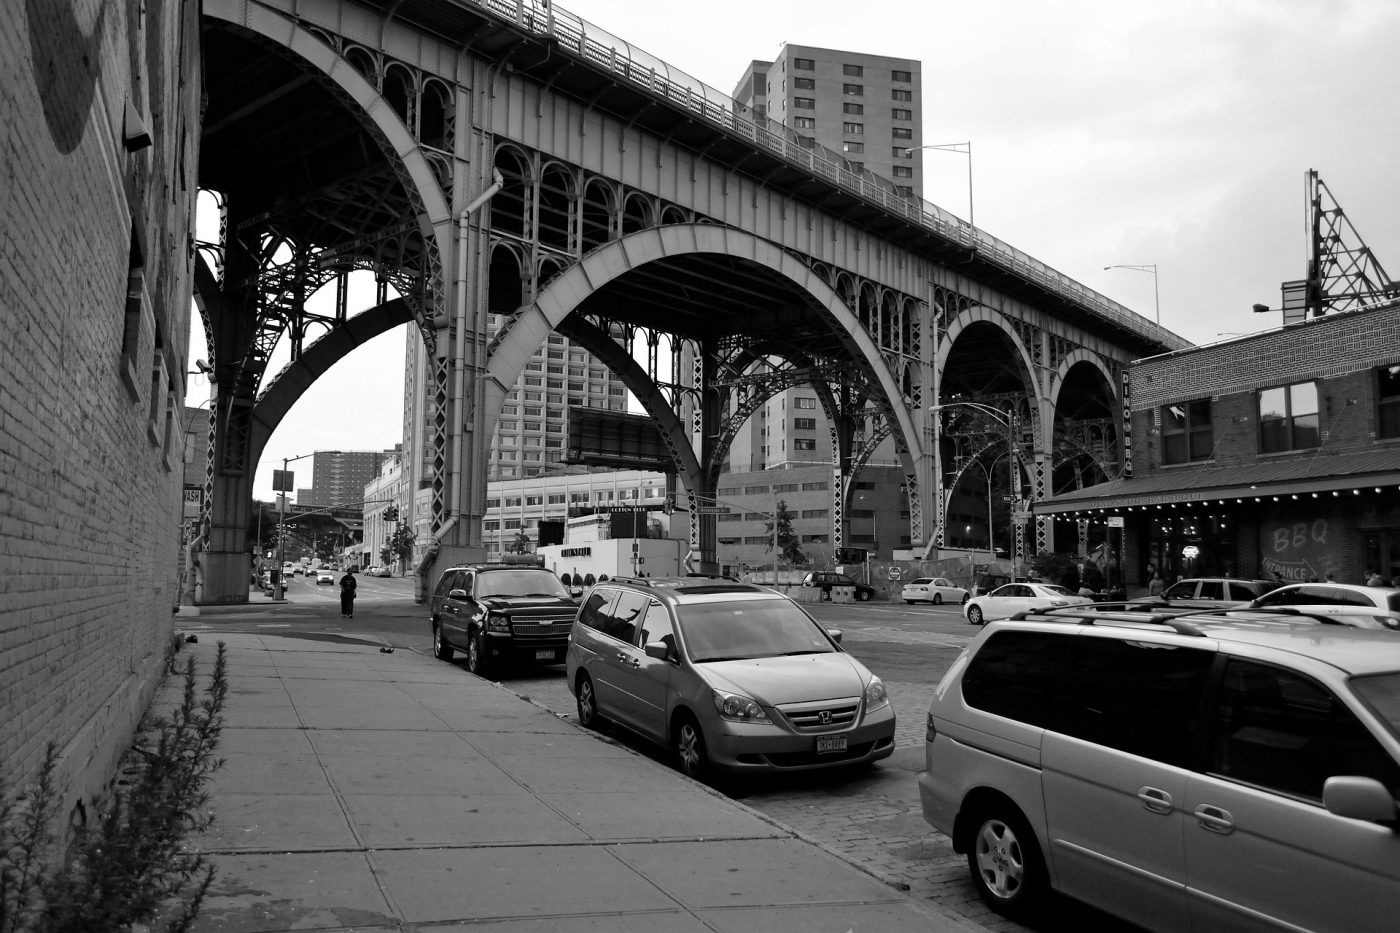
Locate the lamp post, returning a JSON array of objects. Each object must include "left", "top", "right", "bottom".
[
  {"left": 901, "top": 142, "right": 973, "bottom": 227},
  {"left": 857, "top": 493, "right": 876, "bottom": 583},
  {"left": 930, "top": 401, "right": 1022, "bottom": 570},
  {"left": 272, "top": 452, "right": 314, "bottom": 600},
  {"left": 1103, "top": 264, "right": 1160, "bottom": 325},
  {"left": 962, "top": 450, "right": 1012, "bottom": 563}
]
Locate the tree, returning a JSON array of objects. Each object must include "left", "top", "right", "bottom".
[
  {"left": 508, "top": 530, "right": 532, "bottom": 555},
  {"left": 764, "top": 499, "right": 806, "bottom": 565},
  {"left": 1030, "top": 551, "right": 1081, "bottom": 588},
  {"left": 389, "top": 525, "right": 415, "bottom": 573}
]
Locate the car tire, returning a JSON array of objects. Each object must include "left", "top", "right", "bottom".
[
  {"left": 904, "top": 599, "right": 915, "bottom": 605},
  {"left": 965, "top": 803, "right": 1047, "bottom": 920},
  {"left": 674, "top": 713, "right": 710, "bottom": 781},
  {"left": 968, "top": 605, "right": 984, "bottom": 625},
  {"left": 575, "top": 673, "right": 604, "bottom": 729},
  {"left": 933, "top": 593, "right": 944, "bottom": 605},
  {"left": 856, "top": 588, "right": 872, "bottom": 602},
  {"left": 465, "top": 630, "right": 490, "bottom": 677},
  {"left": 432, "top": 623, "right": 454, "bottom": 661}
]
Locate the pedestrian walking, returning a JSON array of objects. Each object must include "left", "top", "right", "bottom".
[
  {"left": 1147, "top": 572, "right": 1165, "bottom": 597},
  {"left": 340, "top": 568, "right": 357, "bottom": 617}
]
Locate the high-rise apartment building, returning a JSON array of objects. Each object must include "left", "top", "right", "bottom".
[
  {"left": 297, "top": 449, "right": 393, "bottom": 508},
  {"left": 733, "top": 45, "right": 923, "bottom": 197}
]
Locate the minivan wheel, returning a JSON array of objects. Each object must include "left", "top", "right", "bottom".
[
  {"left": 432, "top": 623, "right": 454, "bottom": 661},
  {"left": 967, "top": 805, "right": 1046, "bottom": 919},
  {"left": 465, "top": 630, "right": 490, "bottom": 676},
  {"left": 576, "top": 674, "right": 602, "bottom": 729},
  {"left": 674, "top": 714, "right": 710, "bottom": 780},
  {"left": 968, "top": 605, "right": 984, "bottom": 625}
]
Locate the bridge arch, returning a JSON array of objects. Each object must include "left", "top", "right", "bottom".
[{"left": 483, "top": 224, "right": 921, "bottom": 493}]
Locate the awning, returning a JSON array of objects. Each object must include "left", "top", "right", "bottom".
[{"left": 1037, "top": 449, "right": 1400, "bottom": 515}]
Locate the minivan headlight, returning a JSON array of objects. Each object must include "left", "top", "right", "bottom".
[
  {"left": 864, "top": 675, "right": 889, "bottom": 711},
  {"left": 712, "top": 690, "right": 770, "bottom": 723}
]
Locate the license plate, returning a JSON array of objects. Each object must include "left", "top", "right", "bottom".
[
  {"left": 535, "top": 650, "right": 556, "bottom": 661},
  {"left": 816, "top": 735, "right": 847, "bottom": 754}
]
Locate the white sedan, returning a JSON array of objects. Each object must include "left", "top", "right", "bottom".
[
  {"left": 964, "top": 582, "right": 1094, "bottom": 625},
  {"left": 901, "top": 577, "right": 969, "bottom": 605},
  {"left": 315, "top": 568, "right": 336, "bottom": 585}
]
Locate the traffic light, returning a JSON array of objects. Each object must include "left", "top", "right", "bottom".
[{"left": 383, "top": 505, "right": 399, "bottom": 521}]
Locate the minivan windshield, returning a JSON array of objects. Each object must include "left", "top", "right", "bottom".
[
  {"left": 677, "top": 598, "right": 837, "bottom": 662},
  {"left": 1350, "top": 672, "right": 1400, "bottom": 742}
]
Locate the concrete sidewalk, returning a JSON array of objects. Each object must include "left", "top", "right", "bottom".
[{"left": 173, "top": 632, "right": 981, "bottom": 933}]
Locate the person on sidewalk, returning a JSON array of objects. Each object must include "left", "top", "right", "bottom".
[{"left": 339, "top": 568, "right": 357, "bottom": 617}]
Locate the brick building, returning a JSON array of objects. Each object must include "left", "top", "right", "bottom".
[
  {"left": 1, "top": 3, "right": 202, "bottom": 798},
  {"left": 1038, "top": 303, "right": 1400, "bottom": 588}
]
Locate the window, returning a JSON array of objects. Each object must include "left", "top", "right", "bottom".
[
  {"left": 891, "top": 69, "right": 912, "bottom": 82},
  {"left": 892, "top": 89, "right": 912, "bottom": 101},
  {"left": 794, "top": 76, "right": 815, "bottom": 89},
  {"left": 1210, "top": 660, "right": 1400, "bottom": 800},
  {"left": 1258, "top": 381, "right": 1319, "bottom": 452},
  {"left": 847, "top": 161, "right": 864, "bottom": 172},
  {"left": 794, "top": 417, "right": 816, "bottom": 429},
  {"left": 793, "top": 116, "right": 816, "bottom": 129},
  {"left": 794, "top": 57, "right": 815, "bottom": 70},
  {"left": 842, "top": 122, "right": 864, "bottom": 135},
  {"left": 794, "top": 97, "right": 815, "bottom": 110},
  {"left": 842, "top": 83, "right": 863, "bottom": 95},
  {"left": 802, "top": 481, "right": 828, "bottom": 491},
  {"left": 637, "top": 600, "right": 674, "bottom": 654},
  {"left": 893, "top": 165, "right": 913, "bottom": 178},
  {"left": 895, "top": 185, "right": 914, "bottom": 197},
  {"left": 894, "top": 146, "right": 913, "bottom": 158},
  {"left": 892, "top": 127, "right": 912, "bottom": 140},
  {"left": 1161, "top": 399, "right": 1214, "bottom": 464},
  {"left": 795, "top": 397, "right": 817, "bottom": 409},
  {"left": 843, "top": 102, "right": 864, "bottom": 115},
  {"left": 794, "top": 438, "right": 817, "bottom": 450},
  {"left": 843, "top": 63, "right": 863, "bottom": 77},
  {"left": 843, "top": 141, "right": 864, "bottom": 153},
  {"left": 1379, "top": 364, "right": 1400, "bottom": 438}
]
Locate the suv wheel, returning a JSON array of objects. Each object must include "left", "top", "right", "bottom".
[
  {"left": 575, "top": 673, "right": 603, "bottom": 729},
  {"left": 968, "top": 605, "right": 984, "bottom": 625},
  {"left": 674, "top": 713, "right": 710, "bottom": 780},
  {"left": 966, "top": 804, "right": 1046, "bottom": 918},
  {"left": 432, "top": 623, "right": 454, "bottom": 661},
  {"left": 465, "top": 630, "right": 490, "bottom": 677},
  {"left": 855, "top": 588, "right": 872, "bottom": 602}
]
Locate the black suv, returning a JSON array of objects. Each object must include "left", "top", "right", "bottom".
[
  {"left": 429, "top": 564, "right": 577, "bottom": 675},
  {"left": 798, "top": 570, "right": 875, "bottom": 601}
]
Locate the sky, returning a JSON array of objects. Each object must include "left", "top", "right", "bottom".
[{"left": 191, "top": 0, "right": 1400, "bottom": 503}]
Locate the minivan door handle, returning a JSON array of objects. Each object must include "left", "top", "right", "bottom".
[
  {"left": 1193, "top": 804, "right": 1235, "bottom": 834},
  {"left": 616, "top": 651, "right": 640, "bottom": 668},
  {"left": 1137, "top": 786, "right": 1173, "bottom": 814}
]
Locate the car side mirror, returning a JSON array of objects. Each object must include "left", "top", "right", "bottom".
[
  {"left": 449, "top": 588, "right": 468, "bottom": 599},
  {"left": 826, "top": 628, "right": 842, "bottom": 643},
  {"left": 644, "top": 641, "right": 674, "bottom": 662},
  {"left": 1323, "top": 776, "right": 1398, "bottom": 824}
]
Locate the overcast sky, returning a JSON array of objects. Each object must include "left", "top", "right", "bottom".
[{"left": 195, "top": 0, "right": 1400, "bottom": 503}]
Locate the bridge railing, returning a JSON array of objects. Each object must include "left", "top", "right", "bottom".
[{"left": 473, "top": 0, "right": 1185, "bottom": 349}]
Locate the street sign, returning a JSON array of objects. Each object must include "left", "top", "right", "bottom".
[
  {"left": 1013, "top": 511, "right": 1032, "bottom": 521},
  {"left": 694, "top": 506, "right": 731, "bottom": 514},
  {"left": 1012, "top": 516, "right": 1029, "bottom": 526},
  {"left": 1106, "top": 516, "right": 1125, "bottom": 528},
  {"left": 1001, "top": 495, "right": 1015, "bottom": 502}
]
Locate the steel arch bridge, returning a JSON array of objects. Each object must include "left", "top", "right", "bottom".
[{"left": 191, "top": 0, "right": 1187, "bottom": 602}]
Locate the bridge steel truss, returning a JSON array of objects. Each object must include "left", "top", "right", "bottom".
[{"left": 191, "top": 0, "right": 1185, "bottom": 602}]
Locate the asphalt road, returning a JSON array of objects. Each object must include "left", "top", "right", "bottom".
[{"left": 187, "top": 580, "right": 1139, "bottom": 933}]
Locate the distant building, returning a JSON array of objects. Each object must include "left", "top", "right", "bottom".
[
  {"left": 297, "top": 448, "right": 396, "bottom": 508},
  {"left": 733, "top": 45, "right": 923, "bottom": 197}
]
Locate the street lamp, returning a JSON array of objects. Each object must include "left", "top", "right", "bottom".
[
  {"left": 930, "top": 401, "right": 1022, "bottom": 567},
  {"left": 857, "top": 493, "right": 876, "bottom": 583},
  {"left": 1103, "top": 264, "right": 1160, "bottom": 325},
  {"left": 272, "top": 452, "right": 314, "bottom": 600},
  {"left": 901, "top": 142, "right": 973, "bottom": 227}
]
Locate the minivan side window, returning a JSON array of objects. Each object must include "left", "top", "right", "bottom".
[
  {"left": 607, "top": 590, "right": 650, "bottom": 643},
  {"left": 961, "top": 632, "right": 1074, "bottom": 728},
  {"left": 1062, "top": 637, "right": 1214, "bottom": 767},
  {"left": 638, "top": 600, "right": 675, "bottom": 655},
  {"left": 577, "top": 587, "right": 617, "bottom": 632},
  {"left": 1209, "top": 659, "right": 1400, "bottom": 801}
]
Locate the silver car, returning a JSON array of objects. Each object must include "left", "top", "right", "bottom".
[{"left": 566, "top": 577, "right": 895, "bottom": 780}]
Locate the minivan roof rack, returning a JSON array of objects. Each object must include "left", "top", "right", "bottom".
[{"left": 1011, "top": 605, "right": 1208, "bottom": 636}]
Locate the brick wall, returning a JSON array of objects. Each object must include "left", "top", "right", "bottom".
[{"left": 1, "top": 2, "right": 202, "bottom": 803}]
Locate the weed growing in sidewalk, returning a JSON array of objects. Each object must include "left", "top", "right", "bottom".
[{"left": 0, "top": 642, "right": 228, "bottom": 933}]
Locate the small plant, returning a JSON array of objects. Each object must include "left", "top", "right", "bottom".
[{"left": 0, "top": 643, "right": 229, "bottom": 933}]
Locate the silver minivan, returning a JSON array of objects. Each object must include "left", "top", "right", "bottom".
[
  {"left": 918, "top": 610, "right": 1400, "bottom": 932},
  {"left": 566, "top": 577, "right": 895, "bottom": 780}
]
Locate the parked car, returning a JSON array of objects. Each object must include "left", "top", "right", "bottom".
[
  {"left": 1131, "top": 576, "right": 1277, "bottom": 610},
  {"left": 963, "top": 582, "right": 1092, "bottom": 625},
  {"left": 282, "top": 561, "right": 295, "bottom": 578},
  {"left": 918, "top": 606, "right": 1400, "bottom": 932},
  {"left": 372, "top": 565, "right": 392, "bottom": 577},
  {"left": 315, "top": 568, "right": 335, "bottom": 586},
  {"left": 429, "top": 564, "right": 578, "bottom": 675},
  {"left": 900, "top": 577, "right": 969, "bottom": 605},
  {"left": 798, "top": 570, "right": 875, "bottom": 601},
  {"left": 1247, "top": 581, "right": 1400, "bottom": 626},
  {"left": 566, "top": 576, "right": 895, "bottom": 780}
]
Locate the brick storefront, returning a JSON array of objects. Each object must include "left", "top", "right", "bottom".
[{"left": 1, "top": 3, "right": 203, "bottom": 801}]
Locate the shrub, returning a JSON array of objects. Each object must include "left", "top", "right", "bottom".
[{"left": 0, "top": 643, "right": 228, "bottom": 933}]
